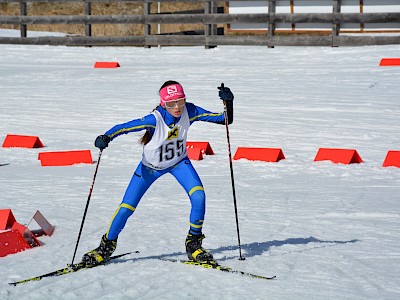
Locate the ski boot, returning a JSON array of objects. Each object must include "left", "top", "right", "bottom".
[
  {"left": 82, "top": 234, "right": 117, "bottom": 267},
  {"left": 185, "top": 232, "right": 214, "bottom": 262}
]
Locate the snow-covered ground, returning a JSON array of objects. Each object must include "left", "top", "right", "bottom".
[{"left": 1, "top": 29, "right": 400, "bottom": 299}]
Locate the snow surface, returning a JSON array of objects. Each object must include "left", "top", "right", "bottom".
[{"left": 1, "top": 29, "right": 400, "bottom": 299}]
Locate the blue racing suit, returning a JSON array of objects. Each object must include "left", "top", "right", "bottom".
[{"left": 104, "top": 102, "right": 233, "bottom": 240}]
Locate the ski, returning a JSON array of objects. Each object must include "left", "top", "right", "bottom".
[
  {"left": 159, "top": 258, "right": 276, "bottom": 280},
  {"left": 9, "top": 251, "right": 136, "bottom": 286}
]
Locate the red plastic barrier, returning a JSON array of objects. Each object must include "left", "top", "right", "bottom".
[
  {"left": 38, "top": 150, "right": 93, "bottom": 166},
  {"left": 0, "top": 209, "right": 17, "bottom": 230},
  {"left": 94, "top": 61, "right": 120, "bottom": 68},
  {"left": 187, "top": 147, "right": 203, "bottom": 160},
  {"left": 382, "top": 150, "right": 400, "bottom": 168},
  {"left": 0, "top": 209, "right": 54, "bottom": 257},
  {"left": 0, "top": 230, "right": 31, "bottom": 257},
  {"left": 186, "top": 141, "right": 214, "bottom": 155},
  {"left": 2, "top": 134, "right": 44, "bottom": 148},
  {"left": 0, "top": 209, "right": 33, "bottom": 257},
  {"left": 11, "top": 222, "right": 41, "bottom": 247},
  {"left": 314, "top": 148, "right": 363, "bottom": 164},
  {"left": 379, "top": 58, "right": 400, "bottom": 66},
  {"left": 233, "top": 147, "right": 285, "bottom": 162}
]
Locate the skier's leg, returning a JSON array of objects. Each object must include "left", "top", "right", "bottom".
[
  {"left": 170, "top": 158, "right": 213, "bottom": 262},
  {"left": 83, "top": 163, "right": 163, "bottom": 265}
]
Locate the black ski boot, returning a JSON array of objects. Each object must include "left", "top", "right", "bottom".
[
  {"left": 82, "top": 234, "right": 117, "bottom": 267},
  {"left": 185, "top": 232, "right": 214, "bottom": 262}
]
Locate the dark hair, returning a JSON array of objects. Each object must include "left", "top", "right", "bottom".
[
  {"left": 139, "top": 80, "right": 181, "bottom": 145},
  {"left": 160, "top": 80, "right": 180, "bottom": 91}
]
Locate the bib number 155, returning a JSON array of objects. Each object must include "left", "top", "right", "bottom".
[{"left": 159, "top": 139, "right": 185, "bottom": 162}]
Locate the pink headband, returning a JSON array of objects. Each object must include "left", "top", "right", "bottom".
[{"left": 159, "top": 83, "right": 186, "bottom": 106}]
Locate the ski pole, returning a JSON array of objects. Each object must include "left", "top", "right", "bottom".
[
  {"left": 70, "top": 149, "right": 103, "bottom": 265},
  {"left": 223, "top": 99, "right": 245, "bottom": 261}
]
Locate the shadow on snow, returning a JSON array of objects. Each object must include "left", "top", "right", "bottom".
[
  {"left": 123, "top": 236, "right": 359, "bottom": 263},
  {"left": 215, "top": 236, "right": 359, "bottom": 261}
]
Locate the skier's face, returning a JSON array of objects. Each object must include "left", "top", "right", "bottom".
[{"left": 164, "top": 99, "right": 185, "bottom": 117}]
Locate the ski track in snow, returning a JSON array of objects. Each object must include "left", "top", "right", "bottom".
[{"left": 1, "top": 30, "right": 400, "bottom": 299}]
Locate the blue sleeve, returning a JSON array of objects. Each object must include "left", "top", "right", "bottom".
[
  {"left": 105, "top": 114, "right": 156, "bottom": 140},
  {"left": 186, "top": 102, "right": 226, "bottom": 125}
]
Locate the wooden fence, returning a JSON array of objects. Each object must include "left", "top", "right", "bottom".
[{"left": 0, "top": 0, "right": 399, "bottom": 47}]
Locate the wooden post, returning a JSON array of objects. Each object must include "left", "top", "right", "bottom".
[
  {"left": 144, "top": 1, "right": 151, "bottom": 48},
  {"left": 360, "top": 0, "right": 364, "bottom": 32},
  {"left": 290, "top": 0, "right": 295, "bottom": 31},
  {"left": 332, "top": 0, "right": 342, "bottom": 47},
  {"left": 85, "top": 2, "right": 92, "bottom": 38},
  {"left": 20, "top": 0, "right": 27, "bottom": 38},
  {"left": 268, "top": 0, "right": 276, "bottom": 48},
  {"left": 157, "top": 2, "right": 161, "bottom": 36},
  {"left": 157, "top": 1, "right": 161, "bottom": 49},
  {"left": 204, "top": 1, "right": 217, "bottom": 49}
]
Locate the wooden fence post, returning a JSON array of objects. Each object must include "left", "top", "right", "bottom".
[
  {"left": 268, "top": 0, "right": 276, "bottom": 48},
  {"left": 157, "top": 1, "right": 161, "bottom": 44},
  {"left": 144, "top": 1, "right": 151, "bottom": 48},
  {"left": 360, "top": 0, "right": 364, "bottom": 32},
  {"left": 85, "top": 2, "right": 92, "bottom": 38},
  {"left": 20, "top": 0, "right": 27, "bottom": 38},
  {"left": 290, "top": 0, "right": 295, "bottom": 31},
  {"left": 204, "top": 1, "right": 217, "bottom": 49},
  {"left": 332, "top": 0, "right": 342, "bottom": 47}
]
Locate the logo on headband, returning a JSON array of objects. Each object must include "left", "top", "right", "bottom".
[{"left": 167, "top": 85, "right": 178, "bottom": 95}]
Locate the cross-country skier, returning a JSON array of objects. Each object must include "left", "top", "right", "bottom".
[{"left": 82, "top": 80, "right": 234, "bottom": 266}]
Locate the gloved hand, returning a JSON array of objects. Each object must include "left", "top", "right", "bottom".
[
  {"left": 218, "top": 83, "right": 234, "bottom": 101},
  {"left": 94, "top": 135, "right": 110, "bottom": 150}
]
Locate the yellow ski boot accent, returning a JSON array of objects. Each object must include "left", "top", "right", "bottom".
[
  {"left": 185, "top": 232, "right": 214, "bottom": 262},
  {"left": 82, "top": 234, "right": 117, "bottom": 267}
]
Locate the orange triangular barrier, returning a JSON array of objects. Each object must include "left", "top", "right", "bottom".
[
  {"left": 314, "top": 148, "right": 363, "bottom": 164},
  {"left": 0, "top": 230, "right": 32, "bottom": 257},
  {"left": 0, "top": 209, "right": 54, "bottom": 257},
  {"left": 233, "top": 147, "right": 285, "bottom": 162},
  {"left": 0, "top": 210, "right": 34, "bottom": 257},
  {"left": 379, "top": 58, "right": 400, "bottom": 66},
  {"left": 11, "top": 222, "right": 41, "bottom": 247},
  {"left": 2, "top": 134, "right": 44, "bottom": 148},
  {"left": 94, "top": 61, "right": 120, "bottom": 68},
  {"left": 0, "top": 209, "right": 17, "bottom": 230},
  {"left": 38, "top": 150, "right": 93, "bottom": 166},
  {"left": 187, "top": 147, "right": 204, "bottom": 160},
  {"left": 186, "top": 141, "right": 214, "bottom": 155},
  {"left": 382, "top": 150, "right": 400, "bottom": 168}
]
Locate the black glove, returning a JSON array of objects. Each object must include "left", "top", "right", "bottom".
[
  {"left": 94, "top": 135, "right": 110, "bottom": 150},
  {"left": 218, "top": 83, "right": 234, "bottom": 101}
]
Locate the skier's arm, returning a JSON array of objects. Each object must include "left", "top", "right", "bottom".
[
  {"left": 94, "top": 114, "right": 156, "bottom": 150},
  {"left": 187, "top": 83, "right": 234, "bottom": 125},
  {"left": 105, "top": 114, "right": 156, "bottom": 141},
  {"left": 188, "top": 102, "right": 233, "bottom": 125}
]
